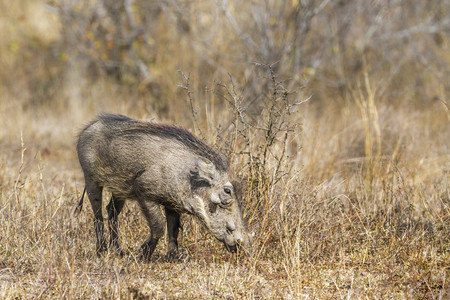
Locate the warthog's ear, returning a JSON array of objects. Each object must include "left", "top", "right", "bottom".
[{"left": 190, "top": 157, "right": 216, "bottom": 188}]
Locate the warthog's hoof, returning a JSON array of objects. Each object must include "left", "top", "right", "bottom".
[
  {"left": 96, "top": 243, "right": 108, "bottom": 256},
  {"left": 109, "top": 242, "right": 124, "bottom": 256},
  {"left": 165, "top": 250, "right": 185, "bottom": 262},
  {"left": 111, "top": 248, "right": 125, "bottom": 257},
  {"left": 140, "top": 240, "right": 158, "bottom": 261}
]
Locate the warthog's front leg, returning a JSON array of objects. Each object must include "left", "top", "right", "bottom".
[
  {"left": 138, "top": 200, "right": 164, "bottom": 260},
  {"left": 165, "top": 207, "right": 181, "bottom": 260},
  {"left": 106, "top": 195, "right": 125, "bottom": 254}
]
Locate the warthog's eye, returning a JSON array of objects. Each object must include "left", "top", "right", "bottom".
[{"left": 224, "top": 187, "right": 232, "bottom": 195}]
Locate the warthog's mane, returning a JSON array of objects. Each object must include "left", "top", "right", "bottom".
[{"left": 98, "top": 114, "right": 229, "bottom": 172}]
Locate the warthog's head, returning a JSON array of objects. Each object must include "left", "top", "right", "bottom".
[{"left": 188, "top": 157, "right": 252, "bottom": 252}]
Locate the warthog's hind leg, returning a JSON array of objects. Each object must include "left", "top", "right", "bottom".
[
  {"left": 86, "top": 181, "right": 107, "bottom": 254},
  {"left": 106, "top": 195, "right": 125, "bottom": 255}
]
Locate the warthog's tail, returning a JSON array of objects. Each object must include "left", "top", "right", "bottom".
[{"left": 74, "top": 187, "right": 86, "bottom": 216}]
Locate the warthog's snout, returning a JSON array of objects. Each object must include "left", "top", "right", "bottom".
[
  {"left": 224, "top": 233, "right": 253, "bottom": 252},
  {"left": 223, "top": 220, "right": 252, "bottom": 252}
]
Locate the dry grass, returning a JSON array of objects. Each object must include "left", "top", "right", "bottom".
[
  {"left": 1, "top": 86, "right": 448, "bottom": 298},
  {"left": 1, "top": 0, "right": 449, "bottom": 299}
]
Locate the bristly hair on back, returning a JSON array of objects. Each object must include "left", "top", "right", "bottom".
[
  {"left": 98, "top": 114, "right": 229, "bottom": 172},
  {"left": 99, "top": 113, "right": 133, "bottom": 123}
]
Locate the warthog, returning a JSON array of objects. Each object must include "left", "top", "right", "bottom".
[{"left": 75, "top": 114, "right": 251, "bottom": 259}]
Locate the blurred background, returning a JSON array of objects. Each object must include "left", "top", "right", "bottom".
[
  {"left": 1, "top": 0, "right": 448, "bottom": 174},
  {"left": 1, "top": 0, "right": 448, "bottom": 122}
]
